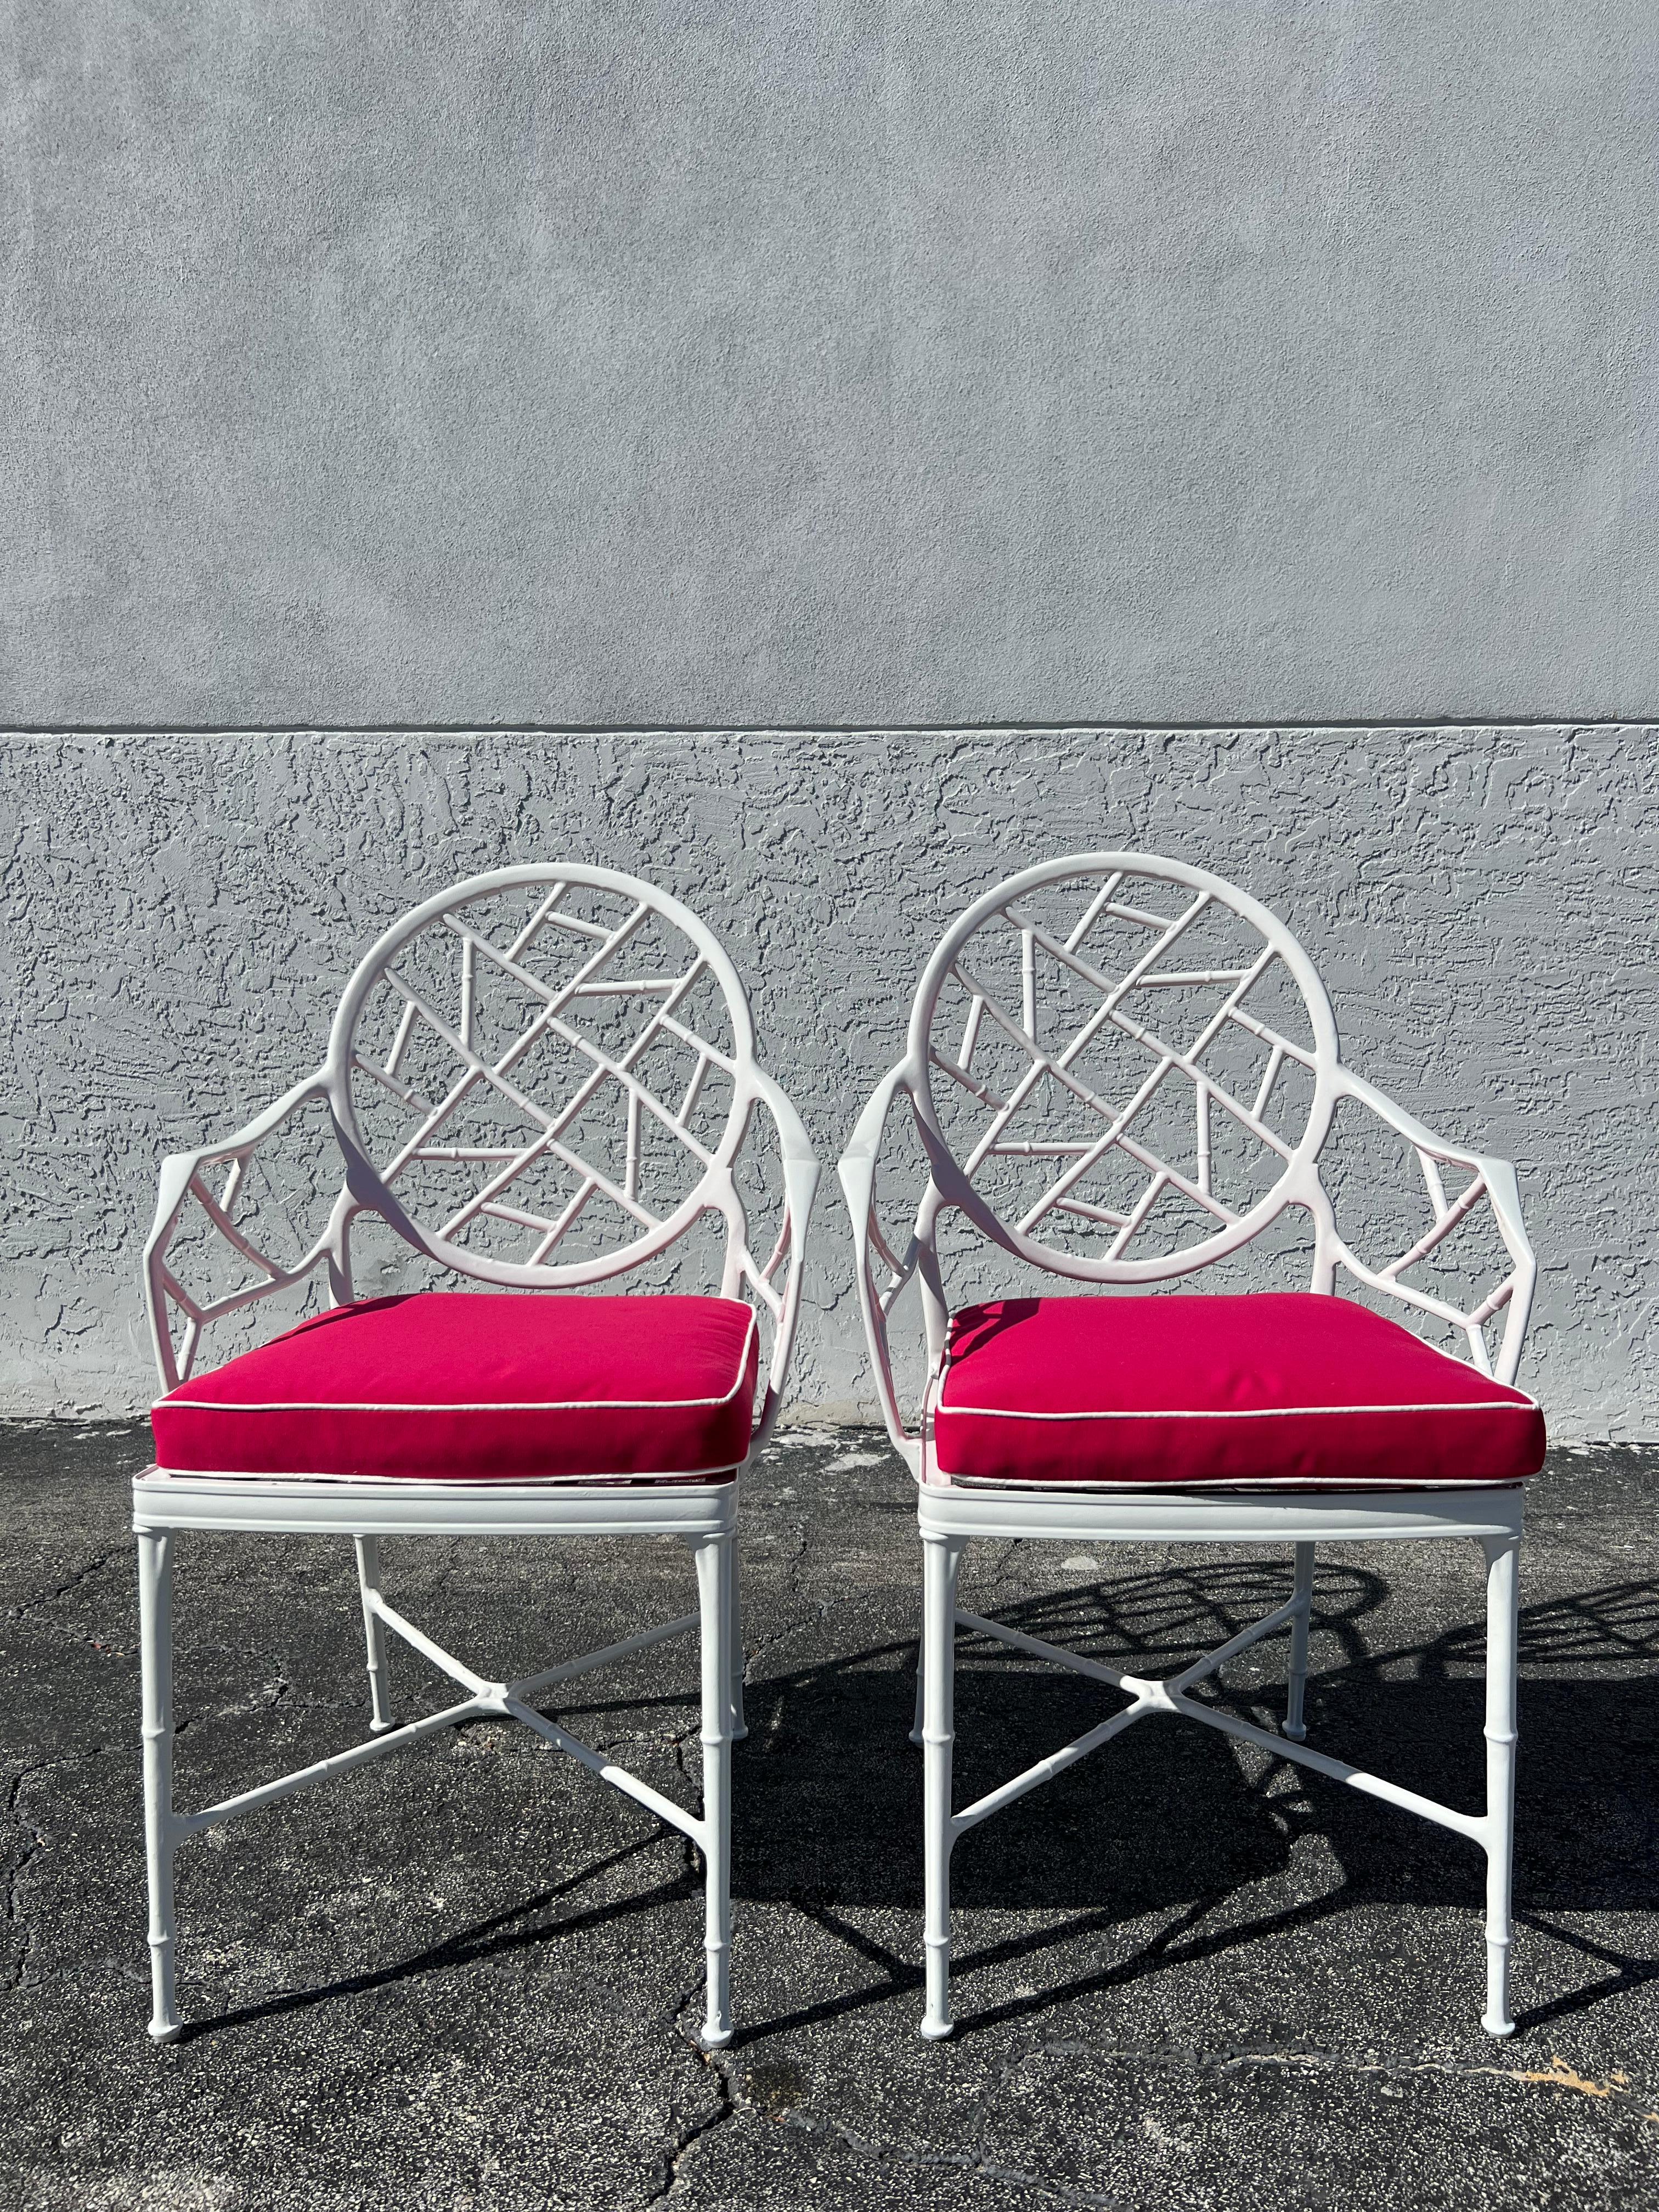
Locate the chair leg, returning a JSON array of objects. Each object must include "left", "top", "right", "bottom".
[
  {"left": 921, "top": 1532, "right": 963, "bottom": 2040},
  {"left": 1285, "top": 1542, "right": 1314, "bottom": 1742},
  {"left": 694, "top": 1533, "right": 735, "bottom": 2047},
  {"left": 1480, "top": 1531, "right": 1521, "bottom": 2036},
  {"left": 910, "top": 1616, "right": 926, "bottom": 1747},
  {"left": 137, "top": 1528, "right": 182, "bottom": 2044},
  {"left": 728, "top": 1534, "right": 747, "bottom": 1742},
  {"left": 353, "top": 1534, "right": 396, "bottom": 1734}
]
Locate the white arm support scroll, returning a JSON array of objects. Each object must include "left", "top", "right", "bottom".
[
  {"left": 725, "top": 1071, "right": 821, "bottom": 1452},
  {"left": 1317, "top": 1069, "right": 1538, "bottom": 1386},
  {"left": 837, "top": 1064, "right": 927, "bottom": 1476},
  {"left": 143, "top": 1071, "right": 348, "bottom": 1393}
]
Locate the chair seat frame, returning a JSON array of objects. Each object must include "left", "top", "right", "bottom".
[
  {"left": 911, "top": 1481, "right": 1521, "bottom": 2041},
  {"left": 837, "top": 853, "right": 1539, "bottom": 2041},
  {"left": 134, "top": 865, "right": 819, "bottom": 2049},
  {"left": 134, "top": 1471, "right": 742, "bottom": 2046}
]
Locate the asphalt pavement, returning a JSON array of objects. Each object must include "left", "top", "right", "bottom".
[{"left": 4, "top": 1423, "right": 1658, "bottom": 2209}]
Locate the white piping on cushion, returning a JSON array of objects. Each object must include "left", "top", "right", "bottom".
[
  {"left": 156, "top": 1308, "right": 761, "bottom": 1417},
  {"left": 938, "top": 1395, "right": 1539, "bottom": 1421},
  {"left": 144, "top": 1463, "right": 741, "bottom": 1486},
  {"left": 940, "top": 1471, "right": 1531, "bottom": 1492}
]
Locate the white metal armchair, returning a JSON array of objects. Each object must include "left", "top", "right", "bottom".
[
  {"left": 137, "top": 864, "right": 817, "bottom": 2047},
  {"left": 837, "top": 854, "right": 1545, "bottom": 2040}
]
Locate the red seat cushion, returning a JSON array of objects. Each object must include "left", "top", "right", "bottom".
[
  {"left": 932, "top": 1294, "right": 1545, "bottom": 1488},
  {"left": 151, "top": 1293, "right": 759, "bottom": 1481}
]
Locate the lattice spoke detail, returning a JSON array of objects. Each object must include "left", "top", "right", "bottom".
[
  {"left": 329, "top": 881, "right": 757, "bottom": 1277},
  {"left": 1322, "top": 1090, "right": 1533, "bottom": 1379},
  {"left": 919, "top": 871, "right": 1324, "bottom": 1268}
]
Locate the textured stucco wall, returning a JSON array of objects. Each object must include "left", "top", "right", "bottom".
[
  {"left": 4, "top": 2, "right": 1658, "bottom": 725},
  {"left": 3, "top": 724, "right": 1653, "bottom": 1436}
]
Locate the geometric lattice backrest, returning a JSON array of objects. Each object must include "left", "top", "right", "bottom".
[
  {"left": 907, "top": 854, "right": 1342, "bottom": 1282},
  {"left": 324, "top": 865, "right": 762, "bottom": 1288}
]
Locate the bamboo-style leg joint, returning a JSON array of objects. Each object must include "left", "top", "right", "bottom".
[
  {"left": 1480, "top": 1532, "right": 1521, "bottom": 2036},
  {"left": 693, "top": 1534, "right": 735, "bottom": 2048},
  {"left": 921, "top": 1533, "right": 963, "bottom": 2040},
  {"left": 354, "top": 1534, "right": 396, "bottom": 1733},
  {"left": 138, "top": 1528, "right": 182, "bottom": 2044}
]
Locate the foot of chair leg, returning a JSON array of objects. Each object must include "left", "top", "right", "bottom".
[
  {"left": 1482, "top": 1931, "right": 1515, "bottom": 2037},
  {"left": 1480, "top": 1893, "right": 1516, "bottom": 2039},
  {"left": 699, "top": 1917, "right": 732, "bottom": 2046},
  {"left": 921, "top": 1944, "right": 955, "bottom": 2041},
  {"left": 145, "top": 1932, "right": 182, "bottom": 2045}
]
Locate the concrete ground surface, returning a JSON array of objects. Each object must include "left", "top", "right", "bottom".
[{"left": 4, "top": 1425, "right": 1658, "bottom": 2210}]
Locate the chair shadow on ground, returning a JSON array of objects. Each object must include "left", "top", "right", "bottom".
[
  {"left": 718, "top": 1562, "right": 1659, "bottom": 2044},
  {"left": 175, "top": 1564, "right": 1659, "bottom": 2046},
  {"left": 180, "top": 1831, "right": 699, "bottom": 2042}
]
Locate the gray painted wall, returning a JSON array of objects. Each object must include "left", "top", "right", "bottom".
[
  {"left": 4, "top": 725, "right": 1653, "bottom": 1437},
  {"left": 3, "top": 13, "right": 1654, "bottom": 1435},
  {"left": 4, "top": 2, "right": 1658, "bottom": 724}
]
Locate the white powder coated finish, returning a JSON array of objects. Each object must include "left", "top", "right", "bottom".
[
  {"left": 3, "top": 723, "right": 1653, "bottom": 1436},
  {"left": 839, "top": 851, "right": 1537, "bottom": 1483},
  {"left": 132, "top": 864, "right": 819, "bottom": 2049},
  {"left": 144, "top": 862, "right": 815, "bottom": 1420},
  {"left": 837, "top": 854, "right": 1533, "bottom": 2039}
]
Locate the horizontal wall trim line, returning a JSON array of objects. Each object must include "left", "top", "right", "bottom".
[{"left": 2, "top": 719, "right": 1654, "bottom": 740}]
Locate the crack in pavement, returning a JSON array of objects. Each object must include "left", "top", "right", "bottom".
[
  {"left": 3, "top": 1760, "right": 57, "bottom": 1993},
  {"left": 6, "top": 1543, "right": 128, "bottom": 1630},
  {"left": 640, "top": 1960, "right": 744, "bottom": 2208},
  {"left": 652, "top": 2033, "right": 738, "bottom": 2206}
]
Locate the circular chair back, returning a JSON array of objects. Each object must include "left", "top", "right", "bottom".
[
  {"left": 325, "top": 864, "right": 765, "bottom": 1287},
  {"left": 904, "top": 853, "right": 1341, "bottom": 1281}
]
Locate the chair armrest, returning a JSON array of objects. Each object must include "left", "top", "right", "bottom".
[
  {"left": 836, "top": 1064, "right": 927, "bottom": 1476},
  {"left": 740, "top": 1072, "right": 821, "bottom": 1453},
  {"left": 144, "top": 1071, "right": 345, "bottom": 1392},
  {"left": 1320, "top": 1068, "right": 1539, "bottom": 1386}
]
